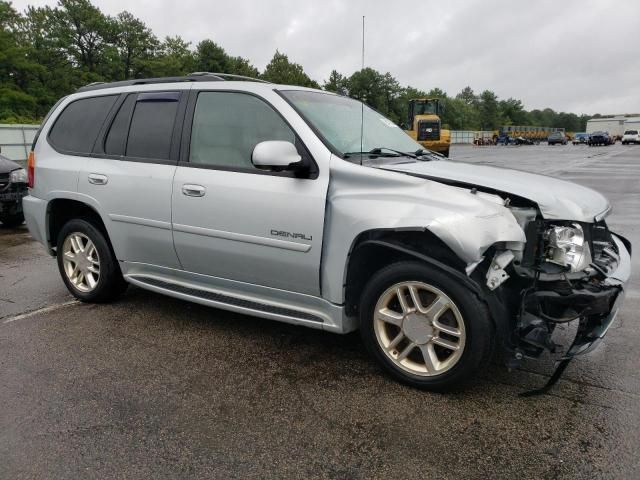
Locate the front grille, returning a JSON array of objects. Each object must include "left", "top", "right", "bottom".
[{"left": 417, "top": 121, "right": 440, "bottom": 141}]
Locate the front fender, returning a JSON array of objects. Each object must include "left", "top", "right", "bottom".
[{"left": 321, "top": 158, "right": 525, "bottom": 304}]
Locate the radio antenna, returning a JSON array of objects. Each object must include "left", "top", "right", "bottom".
[{"left": 359, "top": 15, "right": 365, "bottom": 164}]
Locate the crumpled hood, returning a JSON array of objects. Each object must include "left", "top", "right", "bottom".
[{"left": 381, "top": 160, "right": 610, "bottom": 222}]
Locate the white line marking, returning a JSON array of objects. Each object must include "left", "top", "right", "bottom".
[{"left": 2, "top": 300, "right": 80, "bottom": 324}]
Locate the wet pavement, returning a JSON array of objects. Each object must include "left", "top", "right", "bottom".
[{"left": 1, "top": 144, "right": 639, "bottom": 479}]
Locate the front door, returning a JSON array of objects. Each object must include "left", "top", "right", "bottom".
[{"left": 171, "top": 91, "right": 328, "bottom": 295}]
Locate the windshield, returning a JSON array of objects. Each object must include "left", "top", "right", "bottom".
[
  {"left": 413, "top": 101, "right": 437, "bottom": 115},
  {"left": 281, "top": 90, "right": 422, "bottom": 157},
  {"left": 625, "top": 130, "right": 638, "bottom": 135}
]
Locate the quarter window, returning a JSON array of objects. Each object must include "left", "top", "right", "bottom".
[
  {"left": 48, "top": 95, "right": 118, "bottom": 154},
  {"left": 104, "top": 94, "right": 136, "bottom": 156},
  {"left": 189, "top": 92, "right": 295, "bottom": 169}
]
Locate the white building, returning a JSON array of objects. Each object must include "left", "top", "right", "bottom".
[
  {"left": 586, "top": 116, "right": 627, "bottom": 138},
  {"left": 623, "top": 117, "right": 640, "bottom": 131}
]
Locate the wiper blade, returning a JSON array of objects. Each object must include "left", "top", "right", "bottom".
[
  {"left": 414, "top": 148, "right": 445, "bottom": 161},
  {"left": 344, "top": 147, "right": 416, "bottom": 159},
  {"left": 371, "top": 147, "right": 417, "bottom": 159}
]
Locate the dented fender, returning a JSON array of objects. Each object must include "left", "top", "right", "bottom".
[{"left": 321, "top": 157, "right": 526, "bottom": 304}]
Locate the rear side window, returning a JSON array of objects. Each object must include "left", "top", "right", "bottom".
[
  {"left": 126, "top": 92, "right": 180, "bottom": 160},
  {"left": 48, "top": 95, "right": 118, "bottom": 154}
]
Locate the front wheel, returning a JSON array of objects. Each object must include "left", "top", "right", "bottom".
[
  {"left": 56, "top": 219, "right": 127, "bottom": 303},
  {"left": 359, "top": 261, "right": 493, "bottom": 391}
]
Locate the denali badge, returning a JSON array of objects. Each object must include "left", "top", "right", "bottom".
[{"left": 271, "top": 230, "right": 312, "bottom": 241}]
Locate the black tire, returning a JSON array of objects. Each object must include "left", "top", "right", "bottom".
[
  {"left": 442, "top": 148, "right": 450, "bottom": 158},
  {"left": 0, "top": 212, "right": 24, "bottom": 228},
  {"left": 56, "top": 218, "right": 127, "bottom": 303},
  {"left": 359, "top": 261, "right": 494, "bottom": 391}
]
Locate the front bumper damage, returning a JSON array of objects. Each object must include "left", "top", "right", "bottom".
[{"left": 515, "top": 233, "right": 631, "bottom": 395}]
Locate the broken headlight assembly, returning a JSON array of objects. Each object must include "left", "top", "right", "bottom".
[{"left": 543, "top": 223, "right": 592, "bottom": 272}]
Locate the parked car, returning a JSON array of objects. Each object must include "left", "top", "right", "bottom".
[
  {"left": 572, "top": 132, "right": 589, "bottom": 145},
  {"left": 23, "top": 74, "right": 631, "bottom": 393},
  {"left": 0, "top": 148, "right": 28, "bottom": 227},
  {"left": 621, "top": 129, "right": 640, "bottom": 145},
  {"left": 547, "top": 131, "right": 567, "bottom": 145},
  {"left": 513, "top": 136, "right": 534, "bottom": 145},
  {"left": 588, "top": 131, "right": 611, "bottom": 146}
]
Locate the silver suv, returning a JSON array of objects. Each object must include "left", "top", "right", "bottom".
[{"left": 24, "top": 73, "right": 631, "bottom": 393}]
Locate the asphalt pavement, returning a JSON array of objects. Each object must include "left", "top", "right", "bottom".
[{"left": 1, "top": 143, "right": 639, "bottom": 479}]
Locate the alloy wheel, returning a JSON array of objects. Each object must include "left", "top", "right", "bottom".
[
  {"left": 62, "top": 232, "right": 101, "bottom": 292},
  {"left": 373, "top": 281, "right": 466, "bottom": 376}
]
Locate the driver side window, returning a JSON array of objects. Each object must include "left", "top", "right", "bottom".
[{"left": 189, "top": 92, "right": 295, "bottom": 169}]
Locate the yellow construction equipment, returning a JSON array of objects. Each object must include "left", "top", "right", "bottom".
[{"left": 404, "top": 98, "right": 451, "bottom": 157}]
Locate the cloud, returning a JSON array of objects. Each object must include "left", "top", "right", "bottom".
[{"left": 13, "top": 0, "right": 640, "bottom": 114}]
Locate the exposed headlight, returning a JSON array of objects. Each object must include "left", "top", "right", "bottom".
[
  {"left": 544, "top": 223, "right": 592, "bottom": 272},
  {"left": 9, "top": 168, "right": 27, "bottom": 184}
]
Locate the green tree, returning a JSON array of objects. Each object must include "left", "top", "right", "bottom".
[
  {"left": 347, "top": 68, "right": 383, "bottom": 109},
  {"left": 145, "top": 35, "right": 195, "bottom": 77},
  {"left": 112, "top": 11, "right": 158, "bottom": 80},
  {"left": 195, "top": 39, "right": 228, "bottom": 73},
  {"left": 262, "top": 50, "right": 318, "bottom": 87},
  {"left": 456, "top": 86, "right": 477, "bottom": 106},
  {"left": 227, "top": 56, "right": 259, "bottom": 77},
  {"left": 478, "top": 90, "right": 500, "bottom": 130},
  {"left": 50, "top": 0, "right": 113, "bottom": 76},
  {"left": 323, "top": 69, "right": 347, "bottom": 93}
]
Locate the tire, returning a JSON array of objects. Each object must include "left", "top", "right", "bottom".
[
  {"left": 442, "top": 148, "right": 450, "bottom": 158},
  {"left": 0, "top": 212, "right": 24, "bottom": 228},
  {"left": 359, "top": 261, "right": 493, "bottom": 391},
  {"left": 56, "top": 218, "right": 127, "bottom": 303}
]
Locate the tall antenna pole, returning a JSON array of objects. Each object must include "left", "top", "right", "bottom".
[
  {"left": 359, "top": 15, "right": 365, "bottom": 161},
  {"left": 361, "top": 15, "right": 365, "bottom": 70}
]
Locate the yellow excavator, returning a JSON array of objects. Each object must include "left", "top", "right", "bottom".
[{"left": 404, "top": 98, "right": 451, "bottom": 157}]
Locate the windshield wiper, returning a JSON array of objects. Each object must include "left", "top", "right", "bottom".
[
  {"left": 414, "top": 148, "right": 444, "bottom": 161},
  {"left": 344, "top": 147, "right": 416, "bottom": 159}
]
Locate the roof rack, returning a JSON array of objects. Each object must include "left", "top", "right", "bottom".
[
  {"left": 189, "top": 72, "right": 271, "bottom": 83},
  {"left": 76, "top": 72, "right": 269, "bottom": 93}
]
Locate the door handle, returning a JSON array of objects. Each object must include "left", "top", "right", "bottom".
[
  {"left": 182, "top": 184, "right": 206, "bottom": 197},
  {"left": 88, "top": 173, "right": 108, "bottom": 185}
]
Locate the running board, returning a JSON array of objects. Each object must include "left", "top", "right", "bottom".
[{"left": 127, "top": 275, "right": 325, "bottom": 325}]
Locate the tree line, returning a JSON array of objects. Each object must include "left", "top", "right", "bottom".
[{"left": 1, "top": 0, "right": 590, "bottom": 131}]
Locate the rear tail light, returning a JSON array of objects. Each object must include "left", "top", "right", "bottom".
[{"left": 27, "top": 150, "right": 35, "bottom": 188}]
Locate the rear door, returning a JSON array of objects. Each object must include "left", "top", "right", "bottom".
[
  {"left": 171, "top": 90, "right": 329, "bottom": 295},
  {"left": 77, "top": 90, "right": 187, "bottom": 268}
]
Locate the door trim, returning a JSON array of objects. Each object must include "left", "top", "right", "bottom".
[
  {"left": 172, "top": 223, "right": 312, "bottom": 252},
  {"left": 109, "top": 213, "right": 172, "bottom": 230}
]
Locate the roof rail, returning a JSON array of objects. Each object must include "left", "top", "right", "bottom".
[
  {"left": 76, "top": 72, "right": 269, "bottom": 93},
  {"left": 188, "top": 72, "right": 270, "bottom": 84}
]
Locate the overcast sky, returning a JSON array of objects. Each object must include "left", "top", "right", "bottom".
[{"left": 12, "top": 0, "right": 640, "bottom": 115}]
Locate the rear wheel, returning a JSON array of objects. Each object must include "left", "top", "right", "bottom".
[
  {"left": 0, "top": 212, "right": 24, "bottom": 227},
  {"left": 56, "top": 219, "right": 127, "bottom": 303},
  {"left": 442, "top": 148, "right": 450, "bottom": 158},
  {"left": 359, "top": 261, "right": 493, "bottom": 391}
]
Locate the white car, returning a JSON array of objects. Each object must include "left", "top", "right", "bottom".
[{"left": 621, "top": 129, "right": 640, "bottom": 145}]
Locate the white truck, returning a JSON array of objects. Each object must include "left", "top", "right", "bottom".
[{"left": 586, "top": 116, "right": 627, "bottom": 141}]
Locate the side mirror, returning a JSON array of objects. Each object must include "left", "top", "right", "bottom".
[{"left": 252, "top": 141, "right": 302, "bottom": 171}]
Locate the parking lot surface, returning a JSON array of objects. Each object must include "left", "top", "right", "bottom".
[{"left": 1, "top": 144, "right": 639, "bottom": 479}]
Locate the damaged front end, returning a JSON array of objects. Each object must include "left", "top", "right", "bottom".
[{"left": 483, "top": 211, "right": 632, "bottom": 395}]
